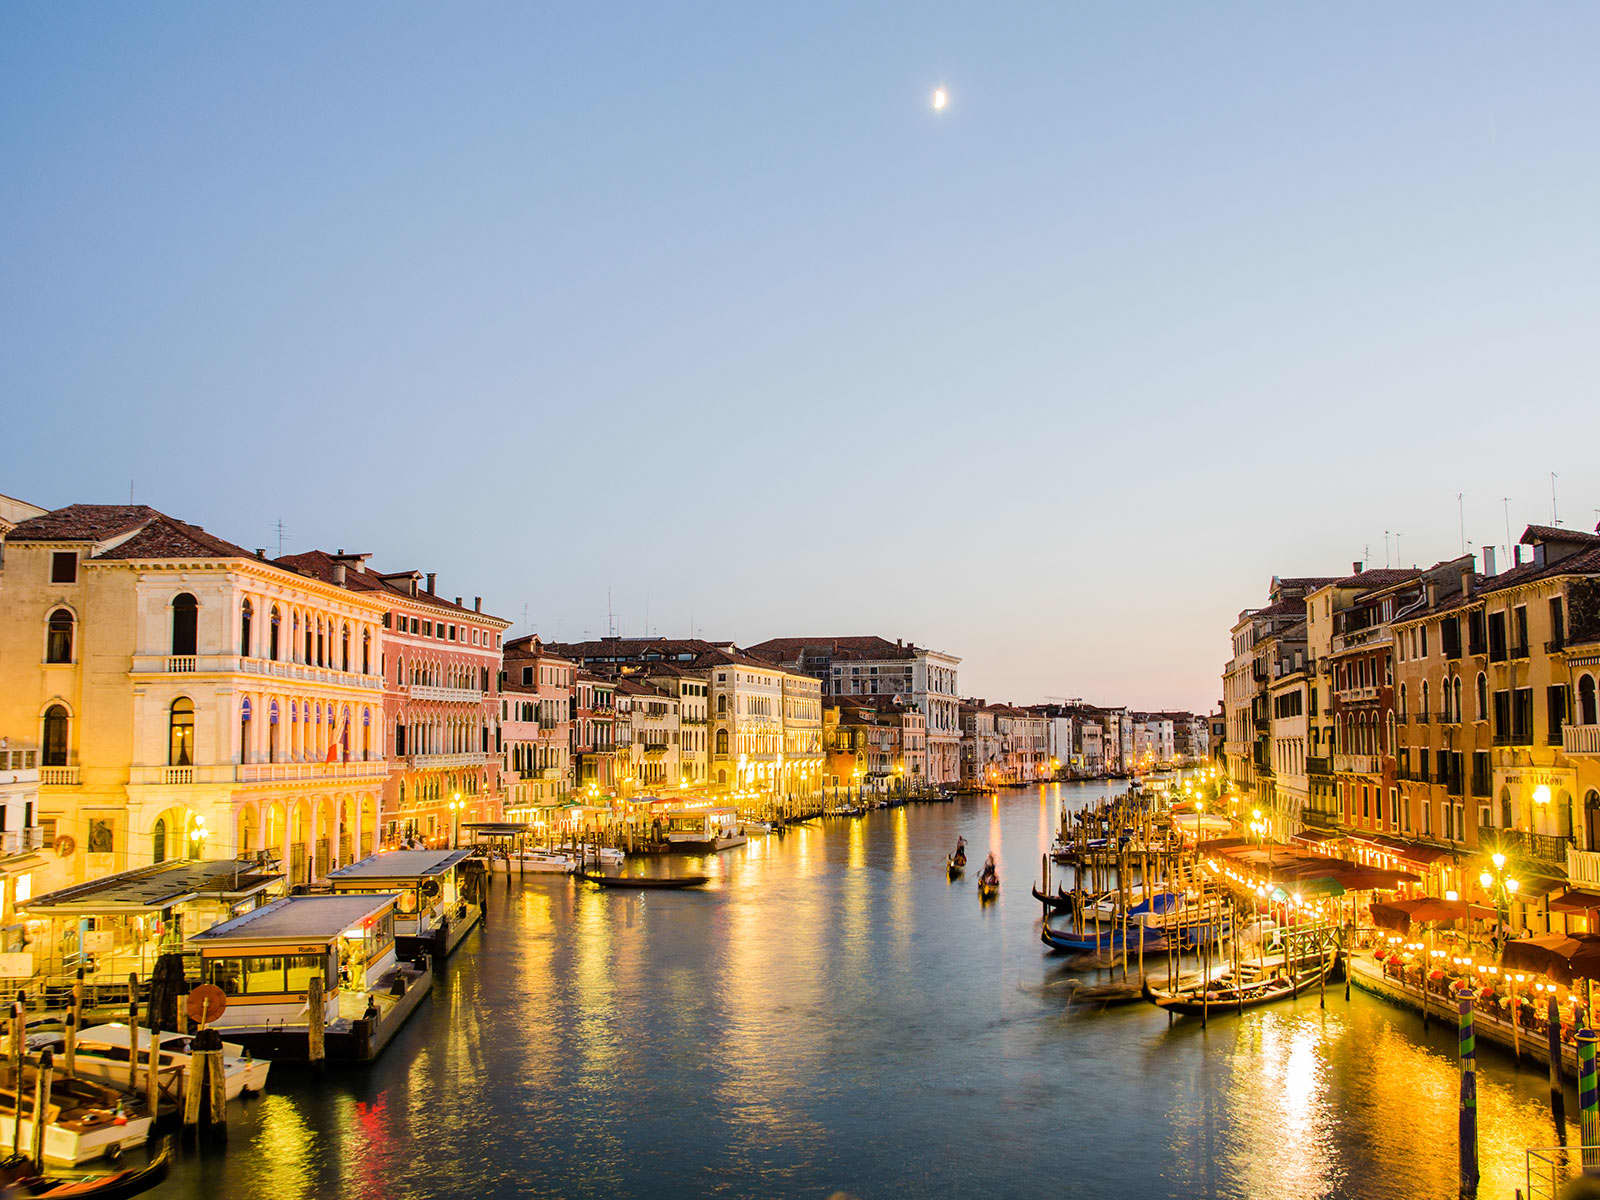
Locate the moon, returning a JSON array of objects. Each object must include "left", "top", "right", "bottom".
[{"left": 931, "top": 86, "right": 948, "bottom": 112}]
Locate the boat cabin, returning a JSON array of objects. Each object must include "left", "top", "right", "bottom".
[
  {"left": 18, "top": 858, "right": 283, "bottom": 994},
  {"left": 327, "top": 850, "right": 472, "bottom": 935},
  {"left": 188, "top": 893, "right": 399, "bottom": 1027},
  {"left": 662, "top": 806, "right": 744, "bottom": 851}
]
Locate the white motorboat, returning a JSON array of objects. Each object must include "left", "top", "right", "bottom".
[
  {"left": 0, "top": 1068, "right": 153, "bottom": 1165},
  {"left": 513, "top": 851, "right": 577, "bottom": 874},
  {"left": 28, "top": 1023, "right": 270, "bottom": 1103}
]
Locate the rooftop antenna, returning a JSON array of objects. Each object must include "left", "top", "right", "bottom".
[
  {"left": 1503, "top": 497, "right": 1513, "bottom": 560},
  {"left": 1394, "top": 532, "right": 1403, "bottom": 567},
  {"left": 129, "top": 480, "right": 135, "bottom": 504},
  {"left": 273, "top": 518, "right": 288, "bottom": 558},
  {"left": 607, "top": 586, "right": 615, "bottom": 638},
  {"left": 1383, "top": 531, "right": 1391, "bottom": 568},
  {"left": 1552, "top": 472, "right": 1561, "bottom": 525},
  {"left": 1458, "top": 492, "right": 1466, "bottom": 554},
  {"left": 521, "top": 602, "right": 529, "bottom": 632}
]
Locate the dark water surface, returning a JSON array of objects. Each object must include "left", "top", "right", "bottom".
[{"left": 149, "top": 783, "right": 1576, "bottom": 1199}]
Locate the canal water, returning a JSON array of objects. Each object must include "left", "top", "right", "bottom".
[{"left": 149, "top": 782, "right": 1577, "bottom": 1199}]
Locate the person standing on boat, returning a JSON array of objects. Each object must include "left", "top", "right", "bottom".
[
  {"left": 980, "top": 851, "right": 998, "bottom": 884},
  {"left": 953, "top": 836, "right": 967, "bottom": 864}
]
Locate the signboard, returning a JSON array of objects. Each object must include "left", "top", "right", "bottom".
[
  {"left": 82, "top": 930, "right": 115, "bottom": 953},
  {"left": 1499, "top": 768, "right": 1577, "bottom": 791}
]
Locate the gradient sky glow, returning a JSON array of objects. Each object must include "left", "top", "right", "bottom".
[{"left": 5, "top": 4, "right": 1600, "bottom": 712}]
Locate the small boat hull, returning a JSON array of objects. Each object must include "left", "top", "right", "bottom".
[
  {"left": 581, "top": 872, "right": 709, "bottom": 890},
  {"left": 977, "top": 879, "right": 999, "bottom": 900}
]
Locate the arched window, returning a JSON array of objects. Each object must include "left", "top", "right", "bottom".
[
  {"left": 1582, "top": 675, "right": 1599, "bottom": 726},
  {"left": 362, "top": 629, "right": 371, "bottom": 674},
  {"left": 316, "top": 618, "right": 325, "bottom": 666},
  {"left": 716, "top": 729, "right": 729, "bottom": 755},
  {"left": 1500, "top": 789, "right": 1513, "bottom": 829},
  {"left": 45, "top": 609, "right": 74, "bottom": 664},
  {"left": 1452, "top": 677, "right": 1462, "bottom": 723},
  {"left": 717, "top": 695, "right": 727, "bottom": 715},
  {"left": 1588, "top": 791, "right": 1600, "bottom": 853},
  {"left": 152, "top": 817, "right": 167, "bottom": 865},
  {"left": 42, "top": 704, "right": 69, "bottom": 766},
  {"left": 169, "top": 698, "right": 195, "bottom": 766},
  {"left": 1398, "top": 684, "right": 1407, "bottom": 717},
  {"left": 240, "top": 697, "right": 253, "bottom": 762},
  {"left": 240, "top": 599, "right": 254, "bottom": 657},
  {"left": 1476, "top": 673, "right": 1488, "bottom": 721},
  {"left": 171, "top": 593, "right": 198, "bottom": 656},
  {"left": 269, "top": 606, "right": 281, "bottom": 660}
]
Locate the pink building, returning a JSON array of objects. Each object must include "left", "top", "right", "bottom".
[
  {"left": 277, "top": 552, "right": 509, "bottom": 847},
  {"left": 501, "top": 635, "right": 576, "bottom": 817}
]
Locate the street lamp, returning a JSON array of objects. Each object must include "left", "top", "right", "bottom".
[
  {"left": 1479, "top": 852, "right": 1520, "bottom": 951},
  {"left": 449, "top": 793, "right": 463, "bottom": 848}
]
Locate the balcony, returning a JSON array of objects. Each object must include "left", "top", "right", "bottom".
[
  {"left": 132, "top": 654, "right": 383, "bottom": 691},
  {"left": 407, "top": 752, "right": 488, "bottom": 770},
  {"left": 39, "top": 766, "right": 80, "bottom": 786},
  {"left": 1336, "top": 686, "right": 1381, "bottom": 704},
  {"left": 1411, "top": 711, "right": 1431, "bottom": 724},
  {"left": 1565, "top": 726, "right": 1600, "bottom": 756},
  {"left": 1509, "top": 643, "right": 1530, "bottom": 661},
  {"left": 1480, "top": 826, "right": 1569, "bottom": 865},
  {"left": 0, "top": 748, "right": 39, "bottom": 775},
  {"left": 1332, "top": 626, "right": 1391, "bottom": 654},
  {"left": 1306, "top": 756, "right": 1333, "bottom": 778},
  {"left": 1547, "top": 637, "right": 1567, "bottom": 654},
  {"left": 409, "top": 684, "right": 484, "bottom": 704},
  {"left": 1570, "top": 847, "right": 1600, "bottom": 889},
  {"left": 1333, "top": 753, "right": 1379, "bottom": 775},
  {"left": 0, "top": 828, "right": 43, "bottom": 856},
  {"left": 236, "top": 758, "right": 388, "bottom": 783}
]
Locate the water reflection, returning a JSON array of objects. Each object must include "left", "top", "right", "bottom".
[{"left": 149, "top": 782, "right": 1583, "bottom": 1200}]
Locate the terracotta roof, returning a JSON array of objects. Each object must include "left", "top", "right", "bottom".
[
  {"left": 1522, "top": 524, "right": 1600, "bottom": 547},
  {"left": 8, "top": 504, "right": 161, "bottom": 543},
  {"left": 746, "top": 636, "right": 923, "bottom": 663},
  {"left": 275, "top": 550, "right": 507, "bottom": 623},
  {"left": 93, "top": 515, "right": 257, "bottom": 561},
  {"left": 541, "top": 637, "right": 735, "bottom": 661}
]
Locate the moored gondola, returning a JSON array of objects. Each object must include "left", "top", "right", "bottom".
[
  {"left": 1141, "top": 953, "right": 1341, "bottom": 1016},
  {"left": 0, "top": 1138, "right": 172, "bottom": 1200},
  {"left": 579, "top": 872, "right": 708, "bottom": 890}
]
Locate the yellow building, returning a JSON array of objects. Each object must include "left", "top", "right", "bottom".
[{"left": 0, "top": 504, "right": 390, "bottom": 891}]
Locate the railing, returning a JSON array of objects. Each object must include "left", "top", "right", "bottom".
[
  {"left": 1547, "top": 637, "right": 1566, "bottom": 654},
  {"left": 1336, "top": 686, "right": 1381, "bottom": 703},
  {"left": 237, "top": 759, "right": 388, "bottom": 782},
  {"left": 0, "top": 828, "right": 43, "bottom": 855},
  {"left": 1564, "top": 725, "right": 1600, "bottom": 755},
  {"left": 1332, "top": 626, "right": 1391, "bottom": 654},
  {"left": 1411, "top": 711, "right": 1430, "bottom": 724},
  {"left": 1305, "top": 756, "right": 1332, "bottom": 777},
  {"left": 1510, "top": 642, "right": 1530, "bottom": 660},
  {"left": 163, "top": 766, "right": 194, "bottom": 784},
  {"left": 1568, "top": 847, "right": 1600, "bottom": 888},
  {"left": 1525, "top": 1146, "right": 1584, "bottom": 1200},
  {"left": 408, "top": 752, "right": 488, "bottom": 770},
  {"left": 0, "top": 748, "right": 39, "bottom": 774},
  {"left": 1333, "top": 753, "right": 1379, "bottom": 774},
  {"left": 540, "top": 768, "right": 564, "bottom": 781},
  {"left": 409, "top": 685, "right": 484, "bottom": 705},
  {"left": 39, "top": 766, "right": 79, "bottom": 785},
  {"left": 132, "top": 653, "right": 384, "bottom": 690},
  {"left": 1480, "top": 826, "right": 1569, "bottom": 865}
]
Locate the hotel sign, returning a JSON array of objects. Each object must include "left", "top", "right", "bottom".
[{"left": 1498, "top": 767, "right": 1577, "bottom": 791}]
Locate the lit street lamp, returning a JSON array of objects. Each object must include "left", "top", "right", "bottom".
[
  {"left": 449, "top": 793, "right": 463, "bottom": 848},
  {"left": 1478, "top": 851, "right": 1520, "bottom": 952}
]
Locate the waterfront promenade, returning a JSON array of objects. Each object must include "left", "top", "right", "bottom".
[{"left": 147, "top": 783, "right": 1578, "bottom": 1199}]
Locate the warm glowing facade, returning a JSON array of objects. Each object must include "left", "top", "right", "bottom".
[
  {"left": 501, "top": 636, "right": 576, "bottom": 816},
  {"left": 1, "top": 505, "right": 390, "bottom": 892}
]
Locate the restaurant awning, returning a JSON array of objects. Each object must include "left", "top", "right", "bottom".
[
  {"left": 1346, "top": 833, "right": 1456, "bottom": 867},
  {"left": 1549, "top": 889, "right": 1600, "bottom": 914},
  {"left": 1370, "top": 896, "right": 1496, "bottom": 933},
  {"left": 1502, "top": 933, "right": 1600, "bottom": 986}
]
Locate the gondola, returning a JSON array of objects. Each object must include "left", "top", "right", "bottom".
[
  {"left": 0, "top": 1138, "right": 171, "bottom": 1200},
  {"left": 947, "top": 855, "right": 965, "bottom": 878},
  {"left": 1140, "top": 954, "right": 1341, "bottom": 1016},
  {"left": 1040, "top": 921, "right": 1168, "bottom": 954},
  {"left": 579, "top": 872, "right": 708, "bottom": 890},
  {"left": 977, "top": 876, "right": 999, "bottom": 900},
  {"left": 1029, "top": 884, "right": 1072, "bottom": 911}
]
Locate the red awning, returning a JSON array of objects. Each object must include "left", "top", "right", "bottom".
[{"left": 1550, "top": 889, "right": 1600, "bottom": 914}]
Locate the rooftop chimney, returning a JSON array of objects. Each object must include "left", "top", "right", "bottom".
[
  {"left": 337, "top": 548, "right": 344, "bottom": 555},
  {"left": 1460, "top": 566, "right": 1472, "bottom": 599},
  {"left": 455, "top": 596, "right": 463, "bottom": 607},
  {"left": 1514, "top": 545, "right": 1524, "bottom": 567},
  {"left": 1426, "top": 579, "right": 1438, "bottom": 608},
  {"left": 333, "top": 562, "right": 347, "bottom": 585},
  {"left": 255, "top": 548, "right": 266, "bottom": 559},
  {"left": 1482, "top": 546, "right": 1496, "bottom": 577},
  {"left": 474, "top": 597, "right": 482, "bottom": 612},
  {"left": 426, "top": 572, "right": 437, "bottom": 594},
  {"left": 1352, "top": 561, "right": 1363, "bottom": 574}
]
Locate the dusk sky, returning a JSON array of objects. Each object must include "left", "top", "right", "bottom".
[{"left": 5, "top": 4, "right": 1599, "bottom": 712}]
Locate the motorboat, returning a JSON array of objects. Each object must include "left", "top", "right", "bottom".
[
  {"left": 28, "top": 1023, "right": 269, "bottom": 1103},
  {"left": 513, "top": 851, "right": 577, "bottom": 874},
  {"left": 0, "top": 1069, "right": 153, "bottom": 1165}
]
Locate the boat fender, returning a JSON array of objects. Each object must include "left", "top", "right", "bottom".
[{"left": 106, "top": 1141, "right": 122, "bottom": 1162}]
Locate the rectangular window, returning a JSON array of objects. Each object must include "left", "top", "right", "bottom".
[
  {"left": 1441, "top": 617, "right": 1461, "bottom": 660},
  {"left": 1513, "top": 607, "right": 1530, "bottom": 657},
  {"left": 1512, "top": 687, "right": 1534, "bottom": 745},
  {"left": 1493, "top": 690, "right": 1512, "bottom": 741},
  {"left": 1547, "top": 686, "right": 1569, "bottom": 745},
  {"left": 1467, "top": 610, "right": 1486, "bottom": 656},
  {"left": 1471, "top": 751, "right": 1491, "bottom": 798},
  {"left": 50, "top": 552, "right": 77, "bottom": 584},
  {"left": 1488, "top": 612, "right": 1507, "bottom": 662},
  {"left": 1551, "top": 597, "right": 1567, "bottom": 650}
]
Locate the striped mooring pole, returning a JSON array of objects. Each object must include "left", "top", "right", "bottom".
[
  {"left": 1456, "top": 982, "right": 1479, "bottom": 1199},
  {"left": 1580, "top": 1028, "right": 1599, "bottom": 1172}
]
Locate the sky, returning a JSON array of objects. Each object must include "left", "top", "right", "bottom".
[{"left": 4, "top": 4, "right": 1599, "bottom": 713}]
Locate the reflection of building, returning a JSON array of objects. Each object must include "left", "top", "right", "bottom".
[
  {"left": 0, "top": 504, "right": 389, "bottom": 892},
  {"left": 277, "top": 552, "right": 509, "bottom": 848}
]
